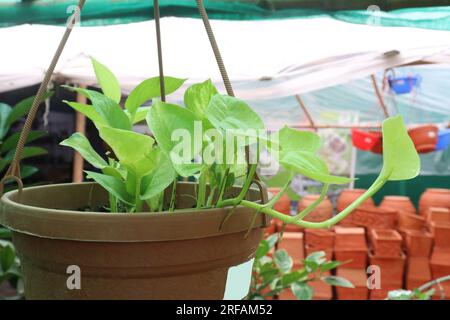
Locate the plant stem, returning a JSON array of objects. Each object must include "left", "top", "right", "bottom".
[
  {"left": 216, "top": 167, "right": 230, "bottom": 207},
  {"left": 292, "top": 184, "right": 329, "bottom": 221},
  {"left": 169, "top": 181, "right": 177, "bottom": 212},
  {"left": 239, "top": 175, "right": 387, "bottom": 229},
  {"left": 109, "top": 194, "right": 118, "bottom": 213},
  {"left": 134, "top": 179, "right": 143, "bottom": 213},
  {"left": 220, "top": 163, "right": 257, "bottom": 208},
  {"left": 196, "top": 169, "right": 207, "bottom": 209},
  {"left": 206, "top": 187, "right": 216, "bottom": 207}
]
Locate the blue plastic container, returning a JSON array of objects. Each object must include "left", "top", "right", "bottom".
[
  {"left": 388, "top": 75, "right": 421, "bottom": 94},
  {"left": 436, "top": 129, "right": 450, "bottom": 151}
]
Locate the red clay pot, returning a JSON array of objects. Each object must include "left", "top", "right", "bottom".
[
  {"left": 304, "top": 229, "right": 334, "bottom": 250},
  {"left": 408, "top": 125, "right": 438, "bottom": 154},
  {"left": 379, "top": 195, "right": 416, "bottom": 215},
  {"left": 427, "top": 207, "right": 450, "bottom": 223},
  {"left": 309, "top": 274, "right": 333, "bottom": 300},
  {"left": 264, "top": 222, "right": 276, "bottom": 237},
  {"left": 419, "top": 188, "right": 450, "bottom": 216},
  {"left": 334, "top": 248, "right": 368, "bottom": 269},
  {"left": 430, "top": 248, "right": 450, "bottom": 278},
  {"left": 334, "top": 227, "right": 367, "bottom": 249},
  {"left": 336, "top": 269, "right": 368, "bottom": 300},
  {"left": 349, "top": 207, "right": 398, "bottom": 229},
  {"left": 406, "top": 257, "right": 431, "bottom": 290},
  {"left": 369, "top": 251, "right": 406, "bottom": 288},
  {"left": 398, "top": 213, "right": 426, "bottom": 231},
  {"left": 370, "top": 229, "right": 403, "bottom": 258},
  {"left": 403, "top": 229, "right": 433, "bottom": 257},
  {"left": 428, "top": 221, "right": 450, "bottom": 247},
  {"left": 268, "top": 187, "right": 291, "bottom": 215},
  {"left": 336, "top": 189, "right": 375, "bottom": 212},
  {"left": 298, "top": 195, "right": 333, "bottom": 223},
  {"left": 277, "top": 232, "right": 304, "bottom": 261}
]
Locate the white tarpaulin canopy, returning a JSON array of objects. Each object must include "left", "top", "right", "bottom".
[{"left": 1, "top": 17, "right": 450, "bottom": 99}]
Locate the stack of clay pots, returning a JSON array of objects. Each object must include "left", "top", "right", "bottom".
[
  {"left": 334, "top": 227, "right": 369, "bottom": 300},
  {"left": 298, "top": 195, "right": 333, "bottom": 223},
  {"left": 368, "top": 229, "right": 405, "bottom": 299},
  {"left": 268, "top": 188, "right": 302, "bottom": 233}
]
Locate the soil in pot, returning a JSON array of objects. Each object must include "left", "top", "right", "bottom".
[
  {"left": 379, "top": 195, "right": 416, "bottom": 215},
  {"left": 419, "top": 188, "right": 450, "bottom": 216},
  {"left": 0, "top": 182, "right": 267, "bottom": 300}
]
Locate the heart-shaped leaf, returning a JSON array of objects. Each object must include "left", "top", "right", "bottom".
[
  {"left": 381, "top": 116, "right": 420, "bottom": 181},
  {"left": 60, "top": 133, "right": 108, "bottom": 169},
  {"left": 91, "top": 57, "right": 121, "bottom": 103},
  {"left": 85, "top": 171, "right": 133, "bottom": 205},
  {"left": 273, "top": 249, "right": 293, "bottom": 274},
  {"left": 63, "top": 100, "right": 106, "bottom": 126},
  {"left": 184, "top": 79, "right": 218, "bottom": 118},
  {"left": 291, "top": 282, "right": 313, "bottom": 300},
  {"left": 271, "top": 126, "right": 321, "bottom": 154},
  {"left": 140, "top": 150, "right": 176, "bottom": 200}
]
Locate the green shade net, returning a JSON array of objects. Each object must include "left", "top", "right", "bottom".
[{"left": 1, "top": 0, "right": 450, "bottom": 30}]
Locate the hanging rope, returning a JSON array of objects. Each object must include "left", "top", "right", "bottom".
[
  {"left": 153, "top": 0, "right": 166, "bottom": 102},
  {"left": 0, "top": 0, "right": 86, "bottom": 196}
]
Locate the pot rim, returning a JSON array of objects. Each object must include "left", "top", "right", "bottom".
[{"left": 0, "top": 182, "right": 267, "bottom": 242}]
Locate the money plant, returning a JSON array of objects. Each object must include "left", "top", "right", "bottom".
[{"left": 61, "top": 58, "right": 420, "bottom": 229}]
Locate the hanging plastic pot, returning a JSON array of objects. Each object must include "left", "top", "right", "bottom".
[
  {"left": 408, "top": 125, "right": 438, "bottom": 154},
  {"left": 351, "top": 129, "right": 383, "bottom": 154},
  {"left": 388, "top": 75, "right": 421, "bottom": 95},
  {"left": 436, "top": 129, "right": 450, "bottom": 151}
]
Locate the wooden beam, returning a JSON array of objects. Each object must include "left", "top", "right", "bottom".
[
  {"left": 295, "top": 94, "right": 317, "bottom": 132},
  {"left": 371, "top": 74, "right": 390, "bottom": 118},
  {"left": 72, "top": 86, "right": 86, "bottom": 183}
]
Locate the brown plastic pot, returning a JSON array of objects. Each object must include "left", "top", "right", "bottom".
[
  {"left": 336, "top": 189, "right": 374, "bottom": 212},
  {"left": 379, "top": 195, "right": 416, "bottom": 215},
  {"left": 0, "top": 182, "right": 267, "bottom": 300},
  {"left": 419, "top": 188, "right": 450, "bottom": 216}
]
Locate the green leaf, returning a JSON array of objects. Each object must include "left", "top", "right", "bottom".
[
  {"left": 291, "top": 282, "right": 313, "bottom": 300},
  {"left": 91, "top": 58, "right": 122, "bottom": 103},
  {"left": 63, "top": 86, "right": 131, "bottom": 130},
  {"left": 0, "top": 146, "right": 47, "bottom": 171},
  {"left": 322, "top": 275, "right": 354, "bottom": 288},
  {"left": 2, "top": 130, "right": 46, "bottom": 153},
  {"left": 130, "top": 107, "right": 151, "bottom": 124},
  {"left": 265, "top": 233, "right": 279, "bottom": 249},
  {"left": 305, "top": 251, "right": 327, "bottom": 264},
  {"left": 319, "top": 260, "right": 344, "bottom": 272},
  {"left": 63, "top": 101, "right": 106, "bottom": 126},
  {"left": 273, "top": 249, "right": 293, "bottom": 274},
  {"left": 0, "top": 103, "right": 12, "bottom": 140},
  {"left": 184, "top": 79, "right": 218, "bottom": 118},
  {"left": 271, "top": 126, "right": 321, "bottom": 154},
  {"left": 20, "top": 165, "right": 39, "bottom": 180},
  {"left": 125, "top": 77, "right": 186, "bottom": 115},
  {"left": 0, "top": 243, "right": 15, "bottom": 272},
  {"left": 140, "top": 151, "right": 176, "bottom": 200},
  {"left": 85, "top": 171, "right": 133, "bottom": 205},
  {"left": 0, "top": 228, "right": 12, "bottom": 240},
  {"left": 205, "top": 95, "right": 264, "bottom": 131},
  {"left": 60, "top": 133, "right": 108, "bottom": 169},
  {"left": 281, "top": 269, "right": 309, "bottom": 286},
  {"left": 381, "top": 116, "right": 420, "bottom": 181},
  {"left": 280, "top": 151, "right": 351, "bottom": 184},
  {"left": 98, "top": 126, "right": 155, "bottom": 176},
  {"left": 147, "top": 101, "right": 202, "bottom": 172},
  {"left": 255, "top": 240, "right": 270, "bottom": 259},
  {"left": 6, "top": 92, "right": 53, "bottom": 127}
]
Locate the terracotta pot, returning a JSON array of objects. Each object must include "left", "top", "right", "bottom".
[
  {"left": 0, "top": 182, "right": 266, "bottom": 300},
  {"left": 336, "top": 189, "right": 374, "bottom": 212},
  {"left": 277, "top": 232, "right": 304, "bottom": 261},
  {"left": 406, "top": 257, "right": 431, "bottom": 290},
  {"left": 370, "top": 229, "right": 402, "bottom": 258},
  {"left": 430, "top": 248, "right": 450, "bottom": 278},
  {"left": 369, "top": 251, "right": 406, "bottom": 288},
  {"left": 336, "top": 269, "right": 368, "bottom": 300},
  {"left": 419, "top": 188, "right": 450, "bottom": 216},
  {"left": 334, "top": 227, "right": 367, "bottom": 249},
  {"left": 309, "top": 274, "right": 333, "bottom": 300},
  {"left": 428, "top": 221, "right": 450, "bottom": 247},
  {"left": 398, "top": 213, "right": 426, "bottom": 231},
  {"left": 334, "top": 248, "right": 367, "bottom": 269},
  {"left": 264, "top": 221, "right": 276, "bottom": 237},
  {"left": 268, "top": 187, "right": 291, "bottom": 215},
  {"left": 408, "top": 125, "right": 438, "bottom": 154},
  {"left": 427, "top": 207, "right": 450, "bottom": 223},
  {"left": 403, "top": 230, "right": 433, "bottom": 257},
  {"left": 379, "top": 195, "right": 416, "bottom": 215},
  {"left": 349, "top": 207, "right": 398, "bottom": 229},
  {"left": 297, "top": 195, "right": 333, "bottom": 223},
  {"left": 304, "top": 229, "right": 334, "bottom": 250}
]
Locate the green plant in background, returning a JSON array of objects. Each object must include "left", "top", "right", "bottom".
[
  {"left": 60, "top": 58, "right": 420, "bottom": 231},
  {"left": 387, "top": 275, "right": 450, "bottom": 300},
  {"left": 0, "top": 94, "right": 50, "bottom": 299},
  {"left": 249, "top": 233, "right": 352, "bottom": 300}
]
